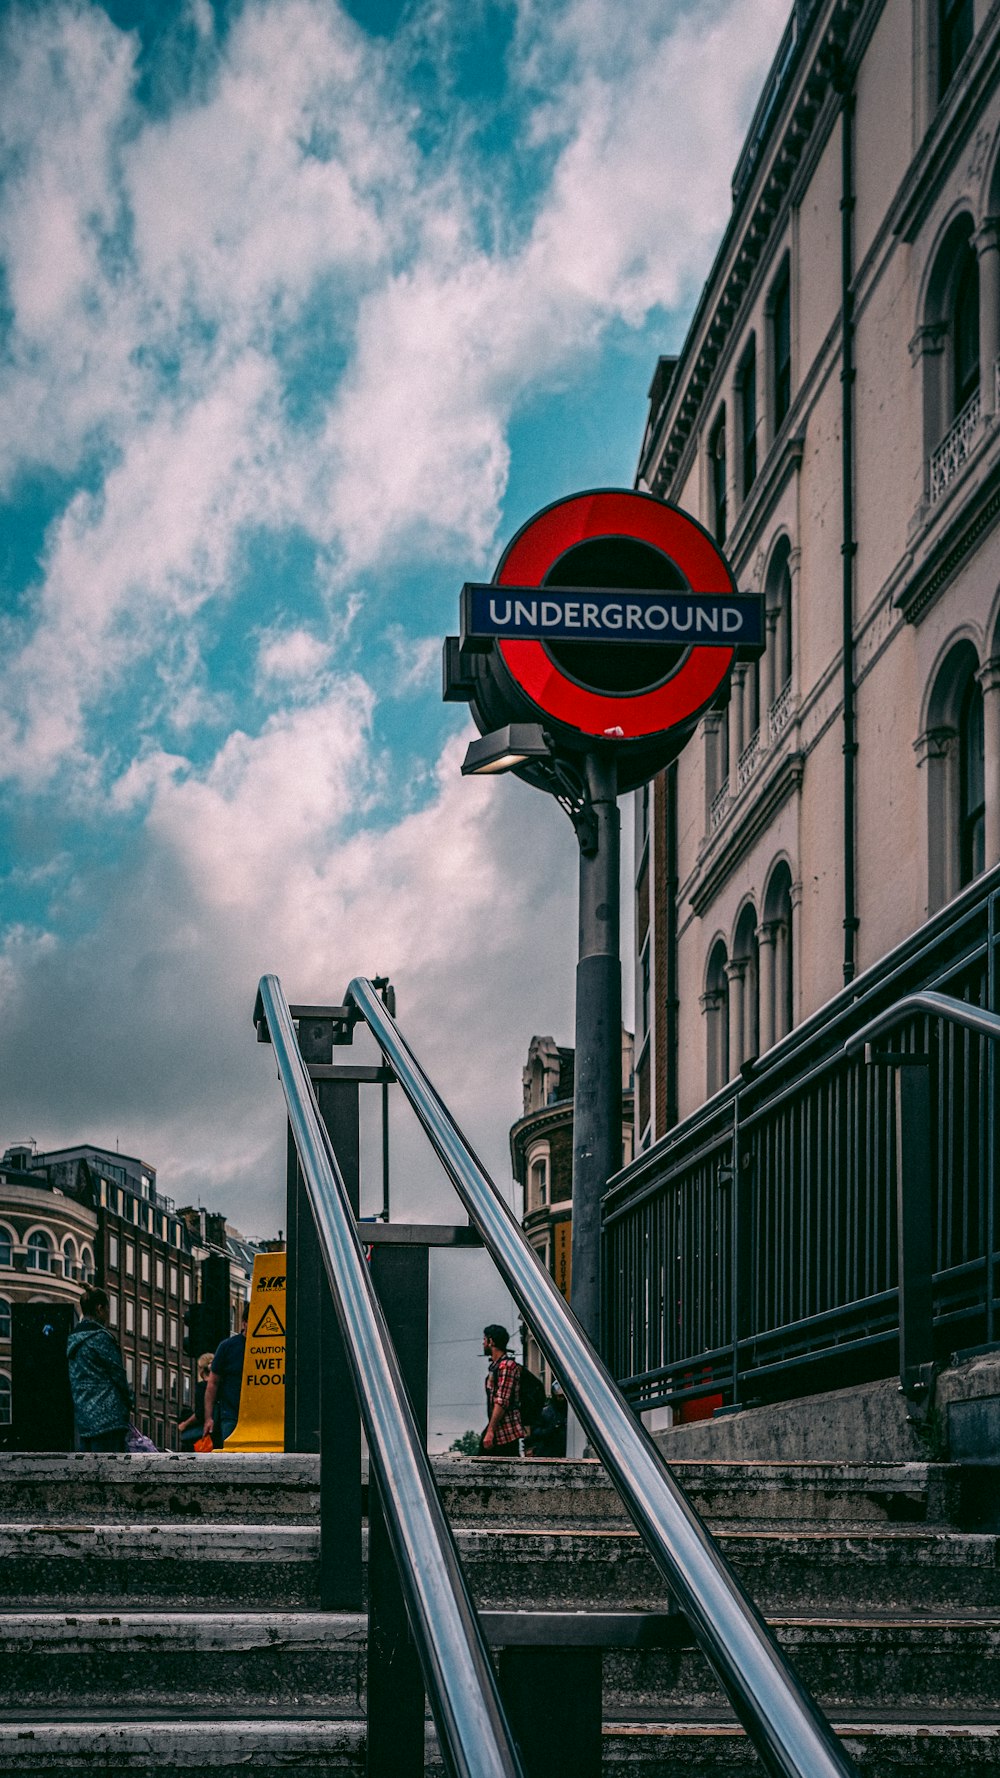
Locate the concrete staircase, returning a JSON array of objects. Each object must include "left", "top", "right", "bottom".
[{"left": 2, "top": 1450, "right": 999, "bottom": 1772}]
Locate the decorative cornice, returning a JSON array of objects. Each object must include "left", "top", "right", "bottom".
[
  {"left": 640, "top": 0, "right": 866, "bottom": 493},
  {"left": 726, "top": 434, "right": 805, "bottom": 570},
  {"left": 896, "top": 453, "right": 1000, "bottom": 626},
  {"left": 690, "top": 753, "right": 805, "bottom": 915}
]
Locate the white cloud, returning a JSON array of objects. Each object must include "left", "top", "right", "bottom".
[{"left": 256, "top": 627, "right": 335, "bottom": 688}]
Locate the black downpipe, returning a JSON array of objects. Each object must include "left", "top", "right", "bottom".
[
  {"left": 835, "top": 59, "right": 859, "bottom": 984},
  {"left": 664, "top": 762, "right": 680, "bottom": 1130}
]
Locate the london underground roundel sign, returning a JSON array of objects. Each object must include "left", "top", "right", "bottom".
[
  {"left": 492, "top": 489, "right": 738, "bottom": 740},
  {"left": 444, "top": 488, "right": 762, "bottom": 795}
]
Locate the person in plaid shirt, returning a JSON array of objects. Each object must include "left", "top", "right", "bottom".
[{"left": 480, "top": 1324, "right": 524, "bottom": 1456}]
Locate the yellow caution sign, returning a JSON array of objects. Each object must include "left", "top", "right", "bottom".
[{"left": 223, "top": 1251, "right": 286, "bottom": 1452}]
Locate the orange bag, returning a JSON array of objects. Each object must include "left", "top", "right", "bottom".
[{"left": 193, "top": 1434, "right": 213, "bottom": 1452}]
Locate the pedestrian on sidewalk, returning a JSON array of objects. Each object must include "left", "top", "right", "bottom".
[
  {"left": 177, "top": 1351, "right": 213, "bottom": 1452},
  {"left": 203, "top": 1304, "right": 248, "bottom": 1447},
  {"left": 526, "top": 1381, "right": 568, "bottom": 1457},
  {"left": 66, "top": 1286, "right": 132, "bottom": 1453},
  {"left": 480, "top": 1323, "right": 524, "bottom": 1457}
]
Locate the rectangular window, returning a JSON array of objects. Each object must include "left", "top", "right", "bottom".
[
  {"left": 182, "top": 1272, "right": 191, "bottom": 1303},
  {"left": 125, "top": 1298, "right": 135, "bottom": 1334},
  {"left": 125, "top": 1242, "right": 135, "bottom": 1277},
  {"left": 155, "top": 1311, "right": 165, "bottom": 1345},
  {"left": 140, "top": 1361, "right": 150, "bottom": 1394},
  {"left": 125, "top": 1356, "right": 134, "bottom": 1385},
  {"left": 641, "top": 941, "right": 651, "bottom": 1038},
  {"left": 183, "top": 1374, "right": 191, "bottom": 1405},
  {"left": 710, "top": 412, "right": 727, "bottom": 544},
  {"left": 108, "top": 1292, "right": 119, "bottom": 1327},
  {"left": 169, "top": 1368, "right": 178, "bottom": 1403},
  {"left": 140, "top": 1250, "right": 150, "bottom": 1284},
  {"left": 169, "top": 1317, "right": 178, "bottom": 1350},
  {"left": 169, "top": 1265, "right": 178, "bottom": 1297},
  {"left": 740, "top": 342, "right": 757, "bottom": 496},
  {"left": 141, "top": 1306, "right": 150, "bottom": 1339},
  {"left": 773, "top": 266, "right": 791, "bottom": 430},
  {"left": 109, "top": 1234, "right": 119, "bottom": 1270},
  {"left": 155, "top": 1366, "right": 164, "bottom": 1398},
  {"left": 155, "top": 1258, "right": 164, "bottom": 1291},
  {"left": 938, "top": 0, "right": 973, "bottom": 98}
]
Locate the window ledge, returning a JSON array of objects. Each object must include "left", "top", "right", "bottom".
[
  {"left": 691, "top": 745, "right": 804, "bottom": 916},
  {"left": 897, "top": 400, "right": 1000, "bottom": 626}
]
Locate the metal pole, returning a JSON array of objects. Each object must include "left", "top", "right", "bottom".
[{"left": 571, "top": 750, "right": 621, "bottom": 1353}]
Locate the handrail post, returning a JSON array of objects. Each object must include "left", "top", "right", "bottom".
[
  {"left": 284, "top": 1010, "right": 364, "bottom": 1609},
  {"left": 893, "top": 1056, "right": 935, "bottom": 1399},
  {"left": 367, "top": 1243, "right": 430, "bottom": 1778}
]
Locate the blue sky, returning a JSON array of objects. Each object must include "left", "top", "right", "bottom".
[{"left": 0, "top": 0, "right": 787, "bottom": 1440}]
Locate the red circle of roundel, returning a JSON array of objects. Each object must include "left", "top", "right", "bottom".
[{"left": 495, "top": 490, "right": 735, "bottom": 740}]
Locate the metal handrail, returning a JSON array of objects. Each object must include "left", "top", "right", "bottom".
[
  {"left": 845, "top": 988, "right": 1000, "bottom": 1054},
  {"left": 347, "top": 974, "right": 857, "bottom": 1778},
  {"left": 256, "top": 975, "right": 523, "bottom": 1778}
]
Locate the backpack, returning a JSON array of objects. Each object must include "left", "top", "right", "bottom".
[{"left": 516, "top": 1363, "right": 546, "bottom": 1428}]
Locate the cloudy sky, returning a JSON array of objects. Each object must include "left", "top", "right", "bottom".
[{"left": 0, "top": 0, "right": 787, "bottom": 1441}]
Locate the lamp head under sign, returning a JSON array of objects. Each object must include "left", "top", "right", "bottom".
[{"left": 461, "top": 723, "right": 550, "bottom": 777}]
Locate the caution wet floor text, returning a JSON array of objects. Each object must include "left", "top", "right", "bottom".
[{"left": 223, "top": 1251, "right": 286, "bottom": 1453}]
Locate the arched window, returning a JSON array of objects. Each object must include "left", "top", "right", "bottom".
[
  {"left": 952, "top": 241, "right": 979, "bottom": 415},
  {"left": 26, "top": 1230, "right": 53, "bottom": 1272},
  {"left": 765, "top": 539, "right": 794, "bottom": 735},
  {"left": 762, "top": 862, "right": 795, "bottom": 1050},
  {"left": 921, "top": 640, "right": 985, "bottom": 909},
  {"left": 731, "top": 904, "right": 759, "bottom": 1073},
  {"left": 704, "top": 940, "right": 730, "bottom": 1096},
  {"left": 0, "top": 1373, "right": 10, "bottom": 1425},
  {"left": 710, "top": 411, "right": 727, "bottom": 544},
  {"left": 959, "top": 671, "right": 985, "bottom": 885},
  {"left": 0, "top": 1298, "right": 10, "bottom": 1340},
  {"left": 0, "top": 1227, "right": 13, "bottom": 1268},
  {"left": 527, "top": 1147, "right": 550, "bottom": 1213},
  {"left": 922, "top": 218, "right": 982, "bottom": 503}
]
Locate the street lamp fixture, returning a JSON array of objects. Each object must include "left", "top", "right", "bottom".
[{"left": 460, "top": 723, "right": 551, "bottom": 777}]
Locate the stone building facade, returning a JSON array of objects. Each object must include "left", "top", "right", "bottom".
[
  {"left": 633, "top": 0, "right": 1000, "bottom": 1143},
  {"left": 0, "top": 1157, "right": 98, "bottom": 1428},
  {"left": 511, "top": 1030, "right": 634, "bottom": 1386}
]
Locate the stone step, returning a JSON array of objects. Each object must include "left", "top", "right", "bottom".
[
  {"left": 1, "top": 1716, "right": 999, "bottom": 1774},
  {"left": 0, "top": 1454, "right": 321, "bottom": 1524},
  {"left": 3, "top": 1521, "right": 997, "bottom": 1612},
  {"left": 2, "top": 1452, "right": 987, "bottom": 1530},
  {"left": 4, "top": 1609, "right": 999, "bottom": 1715}
]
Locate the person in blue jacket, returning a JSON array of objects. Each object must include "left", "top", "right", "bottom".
[{"left": 67, "top": 1285, "right": 132, "bottom": 1452}]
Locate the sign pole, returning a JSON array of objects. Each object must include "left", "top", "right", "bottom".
[{"left": 570, "top": 750, "right": 620, "bottom": 1353}]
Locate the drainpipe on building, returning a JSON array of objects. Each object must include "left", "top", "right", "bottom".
[
  {"left": 664, "top": 762, "right": 680, "bottom": 1130},
  {"left": 834, "top": 53, "right": 859, "bottom": 984}
]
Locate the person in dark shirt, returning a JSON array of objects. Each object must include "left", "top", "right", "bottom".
[
  {"left": 203, "top": 1305, "right": 248, "bottom": 1446},
  {"left": 526, "top": 1382, "right": 568, "bottom": 1457}
]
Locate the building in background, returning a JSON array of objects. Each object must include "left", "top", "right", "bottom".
[
  {"left": 510, "top": 1030, "right": 634, "bottom": 1388},
  {"left": 0, "top": 1152, "right": 98, "bottom": 1431},
  {"left": 633, "top": 0, "right": 1000, "bottom": 1143},
  {"left": 1, "top": 1141, "right": 277, "bottom": 1447}
]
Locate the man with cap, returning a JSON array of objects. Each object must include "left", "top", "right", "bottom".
[{"left": 480, "top": 1323, "right": 524, "bottom": 1457}]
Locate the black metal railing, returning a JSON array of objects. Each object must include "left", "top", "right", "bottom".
[
  {"left": 265, "top": 970, "right": 859, "bottom": 1778},
  {"left": 602, "top": 867, "right": 1000, "bottom": 1414}
]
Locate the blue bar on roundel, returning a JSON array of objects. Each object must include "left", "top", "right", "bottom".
[{"left": 460, "top": 584, "right": 764, "bottom": 648}]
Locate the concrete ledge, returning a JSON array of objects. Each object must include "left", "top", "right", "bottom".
[{"left": 649, "top": 1353, "right": 1000, "bottom": 1463}]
